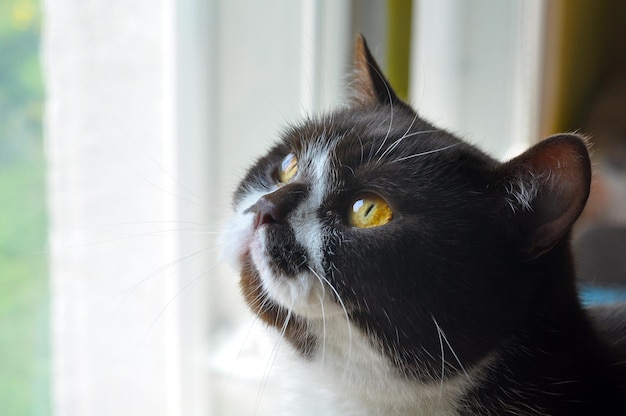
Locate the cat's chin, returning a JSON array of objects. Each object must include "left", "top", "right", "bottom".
[{"left": 249, "top": 243, "right": 344, "bottom": 319}]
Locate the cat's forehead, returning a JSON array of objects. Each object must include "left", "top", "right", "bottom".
[{"left": 283, "top": 107, "right": 467, "bottom": 174}]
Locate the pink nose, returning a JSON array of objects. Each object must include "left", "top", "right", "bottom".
[
  {"left": 250, "top": 197, "right": 281, "bottom": 230},
  {"left": 245, "top": 182, "right": 309, "bottom": 230}
]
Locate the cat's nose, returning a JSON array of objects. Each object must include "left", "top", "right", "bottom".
[
  {"left": 247, "top": 183, "right": 308, "bottom": 230},
  {"left": 251, "top": 197, "right": 282, "bottom": 229}
]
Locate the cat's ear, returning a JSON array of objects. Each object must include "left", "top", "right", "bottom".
[
  {"left": 500, "top": 134, "right": 591, "bottom": 261},
  {"left": 352, "top": 34, "right": 401, "bottom": 106}
]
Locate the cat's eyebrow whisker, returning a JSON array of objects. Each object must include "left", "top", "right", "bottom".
[
  {"left": 376, "top": 130, "right": 438, "bottom": 163},
  {"left": 373, "top": 108, "right": 394, "bottom": 160},
  {"left": 357, "top": 133, "right": 365, "bottom": 164},
  {"left": 391, "top": 143, "right": 459, "bottom": 163},
  {"left": 340, "top": 163, "right": 356, "bottom": 178},
  {"left": 375, "top": 113, "right": 420, "bottom": 162},
  {"left": 370, "top": 63, "right": 397, "bottom": 161},
  {"left": 402, "top": 113, "right": 420, "bottom": 138}
]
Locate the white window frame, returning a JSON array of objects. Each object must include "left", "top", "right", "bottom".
[
  {"left": 46, "top": 0, "right": 184, "bottom": 414},
  {"left": 411, "top": 0, "right": 545, "bottom": 159}
]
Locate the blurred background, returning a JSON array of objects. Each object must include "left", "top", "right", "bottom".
[
  {"left": 0, "top": 0, "right": 47, "bottom": 414},
  {"left": 2, "top": 0, "right": 626, "bottom": 415}
]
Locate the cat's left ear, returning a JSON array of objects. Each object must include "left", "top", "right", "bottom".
[
  {"left": 500, "top": 134, "right": 591, "bottom": 261},
  {"left": 352, "top": 34, "right": 402, "bottom": 106}
]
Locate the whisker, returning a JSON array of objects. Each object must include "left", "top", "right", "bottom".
[
  {"left": 222, "top": 315, "right": 261, "bottom": 395},
  {"left": 129, "top": 136, "right": 209, "bottom": 205},
  {"left": 357, "top": 133, "right": 365, "bottom": 164},
  {"left": 135, "top": 267, "right": 212, "bottom": 350},
  {"left": 254, "top": 303, "right": 293, "bottom": 415},
  {"left": 51, "top": 224, "right": 220, "bottom": 254},
  {"left": 432, "top": 315, "right": 470, "bottom": 380},
  {"left": 370, "top": 64, "right": 396, "bottom": 160},
  {"left": 402, "top": 113, "right": 420, "bottom": 138},
  {"left": 93, "top": 248, "right": 216, "bottom": 358},
  {"left": 376, "top": 114, "right": 419, "bottom": 162},
  {"left": 307, "top": 266, "right": 353, "bottom": 372},
  {"left": 391, "top": 143, "right": 459, "bottom": 163},
  {"left": 435, "top": 317, "right": 446, "bottom": 398},
  {"left": 57, "top": 219, "right": 221, "bottom": 230},
  {"left": 311, "top": 272, "right": 328, "bottom": 364},
  {"left": 377, "top": 129, "right": 438, "bottom": 162},
  {"left": 93, "top": 245, "right": 217, "bottom": 311},
  {"left": 107, "top": 140, "right": 206, "bottom": 207}
]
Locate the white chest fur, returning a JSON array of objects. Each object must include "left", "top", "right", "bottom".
[{"left": 270, "top": 316, "right": 480, "bottom": 416}]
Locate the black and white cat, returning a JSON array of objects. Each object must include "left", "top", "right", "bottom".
[{"left": 221, "top": 36, "right": 626, "bottom": 415}]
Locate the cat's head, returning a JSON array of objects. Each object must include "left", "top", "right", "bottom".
[{"left": 221, "top": 36, "right": 591, "bottom": 384}]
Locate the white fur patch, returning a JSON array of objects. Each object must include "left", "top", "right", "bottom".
[
  {"left": 218, "top": 187, "right": 268, "bottom": 270},
  {"left": 220, "top": 138, "right": 343, "bottom": 318},
  {"left": 505, "top": 169, "right": 562, "bottom": 214},
  {"left": 276, "top": 316, "right": 485, "bottom": 416},
  {"left": 505, "top": 171, "right": 546, "bottom": 213}
]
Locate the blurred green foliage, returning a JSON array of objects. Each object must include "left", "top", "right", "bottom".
[
  {"left": 0, "top": 0, "right": 43, "bottom": 166},
  {"left": 0, "top": 0, "right": 49, "bottom": 415}
]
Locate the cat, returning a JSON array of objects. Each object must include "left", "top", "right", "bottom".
[{"left": 220, "top": 35, "right": 626, "bottom": 415}]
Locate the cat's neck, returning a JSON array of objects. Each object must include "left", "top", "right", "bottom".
[
  {"left": 279, "top": 312, "right": 490, "bottom": 416},
  {"left": 462, "top": 315, "right": 625, "bottom": 415},
  {"left": 460, "top": 241, "right": 626, "bottom": 414},
  {"left": 526, "top": 241, "right": 582, "bottom": 314}
]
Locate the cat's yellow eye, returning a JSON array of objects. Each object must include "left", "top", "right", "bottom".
[
  {"left": 349, "top": 193, "right": 393, "bottom": 228},
  {"left": 277, "top": 153, "right": 298, "bottom": 184}
]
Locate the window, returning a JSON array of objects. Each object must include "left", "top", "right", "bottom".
[{"left": 45, "top": 1, "right": 542, "bottom": 415}]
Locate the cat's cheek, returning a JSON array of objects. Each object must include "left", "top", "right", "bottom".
[
  {"left": 248, "top": 232, "right": 268, "bottom": 274},
  {"left": 219, "top": 187, "right": 278, "bottom": 269},
  {"left": 218, "top": 212, "right": 256, "bottom": 271},
  {"left": 249, "top": 232, "right": 334, "bottom": 317},
  {"left": 248, "top": 232, "right": 289, "bottom": 303}
]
